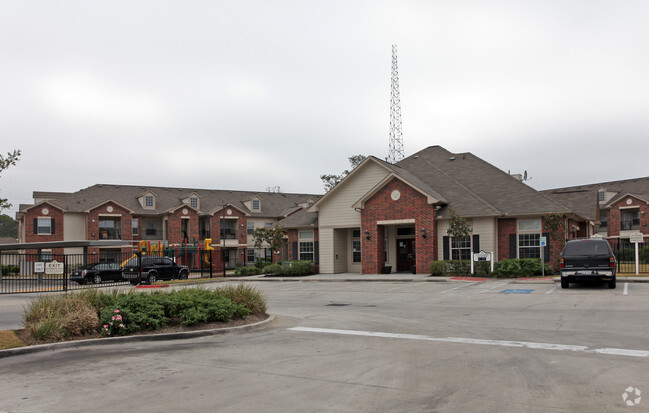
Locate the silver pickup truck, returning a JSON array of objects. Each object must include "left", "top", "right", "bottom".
[{"left": 560, "top": 238, "right": 616, "bottom": 289}]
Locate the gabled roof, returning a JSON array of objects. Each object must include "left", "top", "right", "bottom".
[
  {"left": 541, "top": 176, "right": 649, "bottom": 221},
  {"left": 279, "top": 207, "right": 318, "bottom": 229},
  {"left": 83, "top": 199, "right": 135, "bottom": 214},
  {"left": 25, "top": 184, "right": 321, "bottom": 220},
  {"left": 395, "top": 146, "right": 571, "bottom": 218},
  {"left": 608, "top": 193, "right": 649, "bottom": 206}
]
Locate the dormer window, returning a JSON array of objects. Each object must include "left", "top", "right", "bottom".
[
  {"left": 252, "top": 199, "right": 260, "bottom": 211},
  {"left": 145, "top": 195, "right": 154, "bottom": 208},
  {"left": 190, "top": 197, "right": 199, "bottom": 209},
  {"left": 598, "top": 191, "right": 605, "bottom": 202}
]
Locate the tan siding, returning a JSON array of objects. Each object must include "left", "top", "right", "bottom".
[
  {"left": 64, "top": 213, "right": 86, "bottom": 241},
  {"left": 318, "top": 228, "right": 334, "bottom": 273},
  {"left": 318, "top": 162, "right": 390, "bottom": 228},
  {"left": 436, "top": 220, "right": 449, "bottom": 260},
  {"left": 333, "top": 229, "right": 348, "bottom": 273},
  {"left": 472, "top": 217, "right": 497, "bottom": 258}
]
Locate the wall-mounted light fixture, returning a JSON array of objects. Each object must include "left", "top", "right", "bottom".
[
  {"left": 364, "top": 230, "right": 370, "bottom": 240},
  {"left": 420, "top": 228, "right": 426, "bottom": 238}
]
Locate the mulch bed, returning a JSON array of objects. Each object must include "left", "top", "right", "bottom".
[{"left": 14, "top": 313, "right": 269, "bottom": 347}]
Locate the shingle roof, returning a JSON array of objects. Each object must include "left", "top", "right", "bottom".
[
  {"left": 396, "top": 146, "right": 571, "bottom": 217},
  {"left": 22, "top": 184, "right": 321, "bottom": 219},
  {"left": 541, "top": 177, "right": 649, "bottom": 221}
]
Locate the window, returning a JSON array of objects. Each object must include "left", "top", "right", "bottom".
[
  {"left": 190, "top": 197, "right": 198, "bottom": 209},
  {"left": 600, "top": 213, "right": 607, "bottom": 228},
  {"left": 132, "top": 219, "right": 139, "bottom": 235},
  {"left": 99, "top": 218, "right": 121, "bottom": 239},
  {"left": 252, "top": 200, "right": 260, "bottom": 210},
  {"left": 518, "top": 219, "right": 541, "bottom": 231},
  {"left": 299, "top": 242, "right": 314, "bottom": 261},
  {"left": 451, "top": 236, "right": 471, "bottom": 260},
  {"left": 37, "top": 217, "right": 52, "bottom": 235},
  {"left": 519, "top": 233, "right": 541, "bottom": 258},
  {"left": 264, "top": 222, "right": 273, "bottom": 229},
  {"left": 397, "top": 227, "right": 415, "bottom": 236},
  {"left": 221, "top": 220, "right": 237, "bottom": 239},
  {"left": 247, "top": 249, "right": 255, "bottom": 263},
  {"left": 145, "top": 221, "right": 157, "bottom": 236},
  {"left": 40, "top": 250, "right": 52, "bottom": 262},
  {"left": 247, "top": 222, "right": 255, "bottom": 235},
  {"left": 352, "top": 229, "right": 361, "bottom": 263},
  {"left": 145, "top": 195, "right": 154, "bottom": 208},
  {"left": 299, "top": 231, "right": 314, "bottom": 261},
  {"left": 598, "top": 191, "right": 605, "bottom": 202},
  {"left": 621, "top": 209, "right": 640, "bottom": 230}
]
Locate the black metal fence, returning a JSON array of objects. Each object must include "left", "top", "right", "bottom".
[
  {"left": 606, "top": 238, "right": 649, "bottom": 274},
  {"left": 0, "top": 248, "right": 217, "bottom": 294}
]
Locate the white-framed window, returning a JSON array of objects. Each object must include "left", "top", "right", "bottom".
[
  {"left": 37, "top": 217, "right": 52, "bottom": 235},
  {"left": 352, "top": 228, "right": 361, "bottom": 263},
  {"left": 99, "top": 218, "right": 121, "bottom": 240},
  {"left": 518, "top": 218, "right": 542, "bottom": 259},
  {"left": 247, "top": 248, "right": 255, "bottom": 263},
  {"left": 145, "top": 221, "right": 157, "bottom": 236},
  {"left": 132, "top": 219, "right": 139, "bottom": 236},
  {"left": 264, "top": 222, "right": 273, "bottom": 229},
  {"left": 247, "top": 222, "right": 255, "bottom": 235},
  {"left": 190, "top": 197, "right": 199, "bottom": 209},
  {"left": 519, "top": 233, "right": 541, "bottom": 258},
  {"left": 598, "top": 191, "right": 605, "bottom": 202},
  {"left": 145, "top": 195, "right": 154, "bottom": 208},
  {"left": 252, "top": 199, "right": 260, "bottom": 210},
  {"left": 40, "top": 249, "right": 52, "bottom": 262},
  {"left": 299, "top": 230, "right": 314, "bottom": 261},
  {"left": 451, "top": 236, "right": 471, "bottom": 260}
]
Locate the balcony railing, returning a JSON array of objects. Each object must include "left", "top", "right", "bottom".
[
  {"left": 220, "top": 229, "right": 238, "bottom": 240},
  {"left": 621, "top": 220, "right": 640, "bottom": 231}
]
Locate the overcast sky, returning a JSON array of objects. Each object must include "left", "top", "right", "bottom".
[{"left": 2, "top": 1, "right": 649, "bottom": 218}]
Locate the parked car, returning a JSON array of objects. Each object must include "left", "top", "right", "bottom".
[
  {"left": 122, "top": 256, "right": 189, "bottom": 285},
  {"left": 70, "top": 262, "right": 124, "bottom": 285},
  {"left": 560, "top": 238, "right": 616, "bottom": 289}
]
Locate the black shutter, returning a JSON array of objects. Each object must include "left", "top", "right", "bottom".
[
  {"left": 292, "top": 241, "right": 298, "bottom": 260},
  {"left": 472, "top": 234, "right": 480, "bottom": 253},
  {"left": 543, "top": 232, "right": 550, "bottom": 262},
  {"left": 443, "top": 236, "right": 450, "bottom": 260},
  {"left": 33, "top": 218, "right": 38, "bottom": 234},
  {"left": 314, "top": 241, "right": 319, "bottom": 264},
  {"left": 509, "top": 234, "right": 517, "bottom": 259},
  {"left": 51, "top": 218, "right": 55, "bottom": 234}
]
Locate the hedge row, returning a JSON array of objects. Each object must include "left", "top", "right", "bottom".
[{"left": 429, "top": 258, "right": 554, "bottom": 278}]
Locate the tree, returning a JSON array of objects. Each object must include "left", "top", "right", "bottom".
[
  {"left": 544, "top": 212, "right": 566, "bottom": 249},
  {"left": 0, "top": 214, "right": 18, "bottom": 238},
  {"left": 447, "top": 207, "right": 471, "bottom": 260},
  {"left": 0, "top": 149, "right": 21, "bottom": 211},
  {"left": 320, "top": 154, "right": 367, "bottom": 192},
  {"left": 252, "top": 225, "right": 287, "bottom": 255}
]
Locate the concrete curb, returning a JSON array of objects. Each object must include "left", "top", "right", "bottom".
[{"left": 0, "top": 314, "right": 276, "bottom": 359}]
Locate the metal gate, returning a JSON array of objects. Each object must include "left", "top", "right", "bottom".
[{"left": 607, "top": 238, "right": 649, "bottom": 274}]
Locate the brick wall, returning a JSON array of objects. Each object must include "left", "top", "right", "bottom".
[
  {"left": 87, "top": 202, "right": 133, "bottom": 241},
  {"left": 361, "top": 178, "right": 436, "bottom": 274},
  {"left": 24, "top": 203, "right": 64, "bottom": 243},
  {"left": 607, "top": 196, "right": 649, "bottom": 237},
  {"left": 497, "top": 218, "right": 516, "bottom": 260},
  {"left": 167, "top": 207, "right": 199, "bottom": 245}
]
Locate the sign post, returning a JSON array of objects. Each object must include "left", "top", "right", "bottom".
[
  {"left": 540, "top": 236, "right": 547, "bottom": 276},
  {"left": 630, "top": 232, "right": 644, "bottom": 275},
  {"left": 472, "top": 251, "right": 493, "bottom": 275}
]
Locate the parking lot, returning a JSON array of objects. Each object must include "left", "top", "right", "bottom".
[{"left": 2, "top": 278, "right": 649, "bottom": 412}]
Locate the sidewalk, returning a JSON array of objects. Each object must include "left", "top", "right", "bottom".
[{"left": 235, "top": 273, "right": 649, "bottom": 284}]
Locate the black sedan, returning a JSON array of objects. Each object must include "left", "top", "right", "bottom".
[{"left": 70, "top": 263, "right": 124, "bottom": 285}]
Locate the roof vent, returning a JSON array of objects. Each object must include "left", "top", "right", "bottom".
[{"left": 449, "top": 157, "right": 456, "bottom": 161}]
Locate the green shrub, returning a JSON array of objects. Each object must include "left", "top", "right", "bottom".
[
  {"left": 429, "top": 261, "right": 447, "bottom": 276},
  {"left": 215, "top": 284, "right": 267, "bottom": 315},
  {"left": 446, "top": 260, "right": 471, "bottom": 276},
  {"left": 1, "top": 265, "right": 19, "bottom": 274},
  {"left": 519, "top": 258, "right": 543, "bottom": 276},
  {"left": 254, "top": 259, "right": 271, "bottom": 270},
  {"left": 24, "top": 294, "right": 99, "bottom": 341},
  {"left": 234, "top": 266, "right": 260, "bottom": 276},
  {"left": 262, "top": 263, "right": 283, "bottom": 276},
  {"left": 493, "top": 259, "right": 522, "bottom": 278},
  {"left": 473, "top": 261, "right": 491, "bottom": 277}
]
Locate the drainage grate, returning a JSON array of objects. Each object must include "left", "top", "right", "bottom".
[{"left": 326, "top": 303, "right": 351, "bottom": 307}]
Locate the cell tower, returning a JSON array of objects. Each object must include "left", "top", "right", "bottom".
[{"left": 387, "top": 44, "right": 405, "bottom": 164}]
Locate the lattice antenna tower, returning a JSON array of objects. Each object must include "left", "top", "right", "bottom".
[{"left": 387, "top": 44, "right": 405, "bottom": 164}]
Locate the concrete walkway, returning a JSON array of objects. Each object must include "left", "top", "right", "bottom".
[{"left": 236, "top": 272, "right": 649, "bottom": 284}]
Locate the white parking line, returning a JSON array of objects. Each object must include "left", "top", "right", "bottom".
[
  {"left": 546, "top": 286, "right": 557, "bottom": 294},
  {"left": 623, "top": 283, "right": 629, "bottom": 296},
  {"left": 441, "top": 282, "right": 479, "bottom": 293},
  {"left": 288, "top": 326, "right": 649, "bottom": 358}
]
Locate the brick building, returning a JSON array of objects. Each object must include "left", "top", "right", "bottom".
[{"left": 16, "top": 185, "right": 320, "bottom": 269}]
